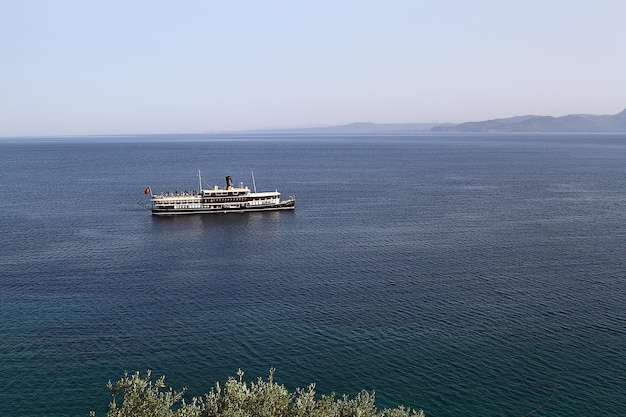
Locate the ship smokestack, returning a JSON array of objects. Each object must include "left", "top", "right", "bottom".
[{"left": 225, "top": 176, "right": 233, "bottom": 189}]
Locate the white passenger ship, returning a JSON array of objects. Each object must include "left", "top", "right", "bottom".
[{"left": 146, "top": 172, "right": 295, "bottom": 215}]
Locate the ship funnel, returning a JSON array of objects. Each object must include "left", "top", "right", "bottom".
[{"left": 225, "top": 176, "right": 233, "bottom": 189}]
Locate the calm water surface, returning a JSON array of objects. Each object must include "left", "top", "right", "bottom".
[{"left": 1, "top": 134, "right": 625, "bottom": 417}]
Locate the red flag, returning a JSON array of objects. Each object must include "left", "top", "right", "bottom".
[{"left": 143, "top": 186, "right": 151, "bottom": 195}]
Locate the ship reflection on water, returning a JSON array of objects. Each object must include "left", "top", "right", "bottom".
[{"left": 151, "top": 209, "right": 293, "bottom": 244}]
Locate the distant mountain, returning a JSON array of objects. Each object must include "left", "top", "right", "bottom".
[
  {"left": 233, "top": 109, "right": 626, "bottom": 134},
  {"left": 243, "top": 122, "right": 450, "bottom": 134},
  {"left": 431, "top": 109, "right": 626, "bottom": 133}
]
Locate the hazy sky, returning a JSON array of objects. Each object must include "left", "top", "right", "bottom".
[{"left": 2, "top": 0, "right": 626, "bottom": 136}]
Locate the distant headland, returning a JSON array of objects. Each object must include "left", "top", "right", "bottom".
[
  {"left": 243, "top": 109, "right": 626, "bottom": 134},
  {"left": 431, "top": 108, "right": 626, "bottom": 133}
]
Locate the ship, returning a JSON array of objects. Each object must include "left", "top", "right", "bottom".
[{"left": 146, "top": 171, "right": 295, "bottom": 216}]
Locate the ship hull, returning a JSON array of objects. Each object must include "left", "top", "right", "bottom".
[{"left": 151, "top": 199, "right": 295, "bottom": 216}]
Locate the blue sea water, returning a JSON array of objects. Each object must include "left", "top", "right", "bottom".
[{"left": 0, "top": 133, "right": 625, "bottom": 417}]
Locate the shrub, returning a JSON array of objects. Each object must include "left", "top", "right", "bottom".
[{"left": 90, "top": 369, "right": 425, "bottom": 417}]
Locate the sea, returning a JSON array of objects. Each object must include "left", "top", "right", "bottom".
[{"left": 0, "top": 133, "right": 624, "bottom": 417}]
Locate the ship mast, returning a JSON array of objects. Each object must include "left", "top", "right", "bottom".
[
  {"left": 251, "top": 171, "right": 257, "bottom": 193},
  {"left": 198, "top": 170, "right": 202, "bottom": 193}
]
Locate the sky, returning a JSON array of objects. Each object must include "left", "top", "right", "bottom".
[{"left": 2, "top": 0, "right": 626, "bottom": 136}]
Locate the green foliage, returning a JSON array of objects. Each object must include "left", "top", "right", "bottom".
[
  {"left": 90, "top": 370, "right": 198, "bottom": 417},
  {"left": 91, "top": 369, "right": 425, "bottom": 417}
]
